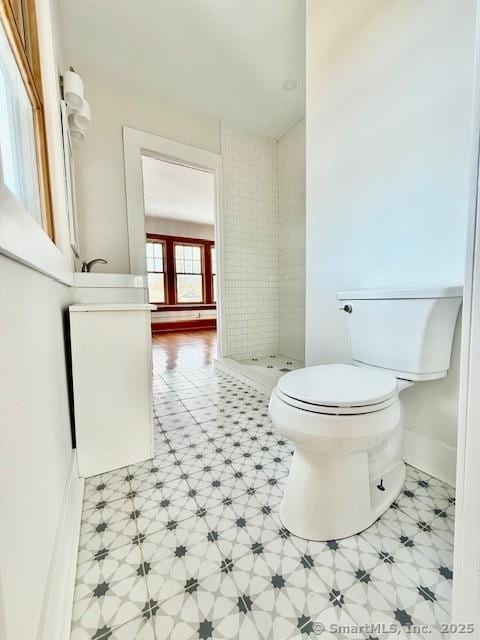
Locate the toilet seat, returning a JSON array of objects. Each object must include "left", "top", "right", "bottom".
[
  {"left": 275, "top": 388, "right": 397, "bottom": 415},
  {"left": 277, "top": 363, "right": 398, "bottom": 416}
]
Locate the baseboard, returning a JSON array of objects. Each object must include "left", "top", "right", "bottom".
[
  {"left": 404, "top": 429, "right": 456, "bottom": 488},
  {"left": 37, "top": 451, "right": 84, "bottom": 640},
  {"left": 214, "top": 358, "right": 272, "bottom": 396}
]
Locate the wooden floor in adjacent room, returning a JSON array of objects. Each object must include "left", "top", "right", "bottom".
[{"left": 152, "top": 329, "right": 217, "bottom": 370}]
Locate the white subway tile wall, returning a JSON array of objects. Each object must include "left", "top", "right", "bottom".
[
  {"left": 278, "top": 120, "right": 306, "bottom": 361},
  {"left": 221, "top": 122, "right": 279, "bottom": 359},
  {"left": 221, "top": 121, "right": 306, "bottom": 361}
]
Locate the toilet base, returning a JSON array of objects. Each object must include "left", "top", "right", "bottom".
[{"left": 279, "top": 446, "right": 405, "bottom": 541}]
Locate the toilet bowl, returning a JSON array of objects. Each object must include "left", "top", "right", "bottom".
[
  {"left": 269, "top": 364, "right": 406, "bottom": 540},
  {"left": 268, "top": 285, "right": 462, "bottom": 541}
]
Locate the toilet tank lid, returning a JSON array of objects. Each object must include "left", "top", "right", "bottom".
[{"left": 337, "top": 285, "right": 463, "bottom": 301}]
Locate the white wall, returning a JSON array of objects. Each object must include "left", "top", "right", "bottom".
[
  {"left": 0, "top": 258, "right": 74, "bottom": 640},
  {"left": 306, "top": 1, "right": 476, "bottom": 480},
  {"left": 151, "top": 308, "right": 217, "bottom": 327},
  {"left": 221, "top": 122, "right": 279, "bottom": 359},
  {"left": 0, "top": 2, "right": 77, "bottom": 637},
  {"left": 278, "top": 120, "right": 306, "bottom": 361},
  {"left": 145, "top": 216, "right": 215, "bottom": 241},
  {"left": 67, "top": 76, "right": 221, "bottom": 273}
]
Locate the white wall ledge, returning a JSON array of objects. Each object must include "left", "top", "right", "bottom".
[{"left": 0, "top": 187, "right": 73, "bottom": 287}]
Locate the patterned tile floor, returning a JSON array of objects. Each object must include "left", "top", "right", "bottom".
[{"left": 71, "top": 336, "right": 455, "bottom": 640}]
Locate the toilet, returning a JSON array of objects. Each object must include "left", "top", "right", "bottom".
[{"left": 268, "top": 286, "right": 462, "bottom": 541}]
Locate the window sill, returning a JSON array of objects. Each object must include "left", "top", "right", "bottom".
[
  {"left": 152, "top": 304, "right": 216, "bottom": 312},
  {"left": 0, "top": 188, "right": 73, "bottom": 285}
]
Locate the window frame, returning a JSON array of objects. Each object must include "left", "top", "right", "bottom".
[
  {"left": 145, "top": 238, "right": 166, "bottom": 304},
  {"left": 173, "top": 241, "right": 205, "bottom": 305},
  {"left": 0, "top": 0, "right": 54, "bottom": 239},
  {"left": 146, "top": 233, "right": 216, "bottom": 310}
]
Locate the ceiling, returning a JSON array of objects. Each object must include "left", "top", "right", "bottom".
[
  {"left": 142, "top": 156, "right": 215, "bottom": 225},
  {"left": 57, "top": 0, "right": 305, "bottom": 138}
]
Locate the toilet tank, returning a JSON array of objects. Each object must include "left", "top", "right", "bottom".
[{"left": 337, "top": 286, "right": 462, "bottom": 381}]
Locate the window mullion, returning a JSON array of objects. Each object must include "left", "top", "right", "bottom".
[
  {"left": 204, "top": 242, "right": 213, "bottom": 304},
  {"left": 165, "top": 239, "right": 176, "bottom": 304}
]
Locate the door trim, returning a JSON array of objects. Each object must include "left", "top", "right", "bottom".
[{"left": 122, "top": 127, "right": 226, "bottom": 357}]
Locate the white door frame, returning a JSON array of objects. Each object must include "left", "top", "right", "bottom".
[
  {"left": 451, "top": 9, "right": 480, "bottom": 635},
  {"left": 122, "top": 126, "right": 226, "bottom": 357}
]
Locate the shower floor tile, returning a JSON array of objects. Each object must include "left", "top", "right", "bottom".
[
  {"left": 220, "top": 353, "right": 304, "bottom": 390},
  {"left": 71, "top": 337, "right": 455, "bottom": 640},
  {"left": 240, "top": 354, "right": 304, "bottom": 374}
]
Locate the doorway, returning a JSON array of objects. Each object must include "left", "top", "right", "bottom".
[
  {"left": 142, "top": 156, "right": 217, "bottom": 341},
  {"left": 123, "top": 127, "right": 224, "bottom": 357}
]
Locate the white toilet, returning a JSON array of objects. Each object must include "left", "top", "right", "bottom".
[{"left": 268, "top": 286, "right": 462, "bottom": 541}]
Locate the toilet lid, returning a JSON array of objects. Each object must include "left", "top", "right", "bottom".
[{"left": 277, "top": 364, "right": 398, "bottom": 408}]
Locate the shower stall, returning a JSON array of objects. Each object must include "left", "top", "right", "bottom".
[{"left": 217, "top": 120, "right": 306, "bottom": 390}]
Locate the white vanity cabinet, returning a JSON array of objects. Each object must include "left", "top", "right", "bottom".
[{"left": 69, "top": 303, "right": 154, "bottom": 477}]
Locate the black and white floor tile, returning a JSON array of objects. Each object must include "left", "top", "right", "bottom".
[{"left": 71, "top": 356, "right": 455, "bottom": 639}]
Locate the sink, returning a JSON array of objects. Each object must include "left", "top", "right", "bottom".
[
  {"left": 74, "top": 273, "right": 147, "bottom": 288},
  {"left": 74, "top": 272, "right": 148, "bottom": 303}
]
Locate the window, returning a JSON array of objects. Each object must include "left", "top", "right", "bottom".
[
  {"left": 175, "top": 243, "right": 203, "bottom": 303},
  {"left": 0, "top": 24, "right": 41, "bottom": 223},
  {"left": 0, "top": 0, "right": 54, "bottom": 237},
  {"left": 145, "top": 234, "right": 216, "bottom": 308},
  {"left": 146, "top": 240, "right": 166, "bottom": 303},
  {"left": 211, "top": 246, "right": 217, "bottom": 303}
]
